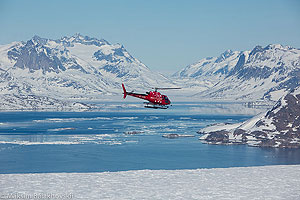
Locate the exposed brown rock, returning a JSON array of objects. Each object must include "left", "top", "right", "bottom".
[
  {"left": 233, "top": 129, "right": 246, "bottom": 136},
  {"left": 205, "top": 130, "right": 229, "bottom": 143}
]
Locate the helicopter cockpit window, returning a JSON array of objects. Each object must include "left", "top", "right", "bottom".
[{"left": 163, "top": 96, "right": 170, "bottom": 103}]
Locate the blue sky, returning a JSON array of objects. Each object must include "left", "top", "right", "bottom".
[{"left": 0, "top": 0, "right": 299, "bottom": 74}]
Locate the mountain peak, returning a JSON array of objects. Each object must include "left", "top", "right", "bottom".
[
  {"left": 263, "top": 44, "right": 295, "bottom": 51},
  {"left": 60, "top": 34, "right": 110, "bottom": 47},
  {"left": 249, "top": 45, "right": 264, "bottom": 56},
  {"left": 265, "top": 44, "right": 283, "bottom": 49},
  {"left": 250, "top": 44, "right": 291, "bottom": 54},
  {"left": 215, "top": 49, "right": 234, "bottom": 63},
  {"left": 73, "top": 32, "right": 83, "bottom": 39},
  {"left": 31, "top": 35, "right": 48, "bottom": 46},
  {"left": 223, "top": 49, "right": 233, "bottom": 54}
]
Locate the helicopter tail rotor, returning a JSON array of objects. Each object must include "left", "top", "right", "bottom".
[{"left": 122, "top": 83, "right": 127, "bottom": 99}]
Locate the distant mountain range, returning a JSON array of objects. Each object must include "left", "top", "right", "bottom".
[
  {"left": 0, "top": 34, "right": 299, "bottom": 110},
  {"left": 173, "top": 44, "right": 300, "bottom": 102}
]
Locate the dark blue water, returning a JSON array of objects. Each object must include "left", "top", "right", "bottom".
[{"left": 0, "top": 102, "right": 300, "bottom": 174}]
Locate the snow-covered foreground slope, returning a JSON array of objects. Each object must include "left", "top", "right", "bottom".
[
  {"left": 199, "top": 87, "right": 300, "bottom": 148},
  {"left": 1, "top": 165, "right": 299, "bottom": 199}
]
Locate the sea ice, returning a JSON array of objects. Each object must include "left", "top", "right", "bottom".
[{"left": 0, "top": 165, "right": 299, "bottom": 199}]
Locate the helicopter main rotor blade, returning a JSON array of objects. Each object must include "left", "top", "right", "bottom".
[{"left": 152, "top": 87, "right": 181, "bottom": 90}]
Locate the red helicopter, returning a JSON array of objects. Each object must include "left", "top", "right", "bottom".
[{"left": 122, "top": 83, "right": 180, "bottom": 109}]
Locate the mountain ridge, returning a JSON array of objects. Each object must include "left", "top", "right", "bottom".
[
  {"left": 1, "top": 34, "right": 300, "bottom": 110},
  {"left": 173, "top": 44, "right": 300, "bottom": 102},
  {"left": 0, "top": 34, "right": 174, "bottom": 110}
]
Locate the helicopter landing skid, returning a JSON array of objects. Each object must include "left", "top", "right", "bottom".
[{"left": 143, "top": 102, "right": 169, "bottom": 109}]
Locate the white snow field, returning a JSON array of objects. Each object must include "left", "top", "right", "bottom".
[{"left": 1, "top": 165, "right": 300, "bottom": 200}]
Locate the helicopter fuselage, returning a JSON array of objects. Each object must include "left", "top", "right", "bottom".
[{"left": 122, "top": 84, "right": 171, "bottom": 108}]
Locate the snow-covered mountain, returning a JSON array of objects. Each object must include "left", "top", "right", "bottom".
[
  {"left": 198, "top": 86, "right": 300, "bottom": 148},
  {"left": 1, "top": 35, "right": 300, "bottom": 110},
  {"left": 172, "top": 50, "right": 242, "bottom": 94},
  {"left": 0, "top": 34, "right": 173, "bottom": 109},
  {"left": 173, "top": 44, "right": 300, "bottom": 102}
]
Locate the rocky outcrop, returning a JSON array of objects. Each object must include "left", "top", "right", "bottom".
[
  {"left": 162, "top": 134, "right": 195, "bottom": 139},
  {"left": 10, "top": 39, "right": 66, "bottom": 73}
]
